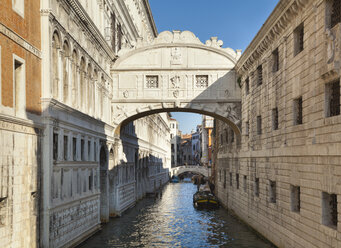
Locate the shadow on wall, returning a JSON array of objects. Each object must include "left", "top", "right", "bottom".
[{"left": 107, "top": 115, "right": 169, "bottom": 217}]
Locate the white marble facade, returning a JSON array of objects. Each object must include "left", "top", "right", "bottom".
[{"left": 40, "top": 0, "right": 167, "bottom": 247}]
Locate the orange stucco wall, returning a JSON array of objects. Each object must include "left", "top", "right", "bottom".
[{"left": 0, "top": 0, "right": 41, "bottom": 114}]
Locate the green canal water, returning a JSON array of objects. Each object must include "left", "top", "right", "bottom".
[{"left": 79, "top": 182, "right": 275, "bottom": 248}]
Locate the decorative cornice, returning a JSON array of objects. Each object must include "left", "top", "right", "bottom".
[
  {"left": 65, "top": 0, "right": 116, "bottom": 60},
  {"left": 235, "top": 0, "right": 310, "bottom": 75},
  {"left": 142, "top": 0, "right": 158, "bottom": 37}
]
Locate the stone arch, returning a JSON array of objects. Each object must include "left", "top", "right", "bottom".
[
  {"left": 99, "top": 144, "right": 109, "bottom": 223},
  {"left": 52, "top": 30, "right": 61, "bottom": 99},
  {"left": 114, "top": 106, "right": 241, "bottom": 140}
]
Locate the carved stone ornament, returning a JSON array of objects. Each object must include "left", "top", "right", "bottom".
[
  {"left": 170, "top": 75, "right": 180, "bottom": 88},
  {"left": 326, "top": 29, "right": 335, "bottom": 64},
  {"left": 225, "top": 104, "right": 240, "bottom": 123},
  {"left": 225, "top": 89, "right": 230, "bottom": 97},
  {"left": 173, "top": 90, "right": 179, "bottom": 98},
  {"left": 123, "top": 90, "right": 129, "bottom": 98},
  {"left": 171, "top": 47, "right": 182, "bottom": 65}
]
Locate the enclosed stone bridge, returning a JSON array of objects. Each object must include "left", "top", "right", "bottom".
[
  {"left": 111, "top": 30, "right": 242, "bottom": 136},
  {"left": 171, "top": 166, "right": 211, "bottom": 177}
]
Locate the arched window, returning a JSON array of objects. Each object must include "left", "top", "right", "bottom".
[
  {"left": 87, "top": 63, "right": 93, "bottom": 114},
  {"left": 71, "top": 50, "right": 78, "bottom": 107},
  {"left": 62, "top": 40, "right": 70, "bottom": 103},
  {"left": 93, "top": 69, "right": 98, "bottom": 117},
  {"left": 79, "top": 57, "right": 86, "bottom": 110},
  {"left": 52, "top": 31, "right": 61, "bottom": 99}
]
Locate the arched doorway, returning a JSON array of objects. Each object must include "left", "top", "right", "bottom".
[{"left": 100, "top": 145, "right": 109, "bottom": 223}]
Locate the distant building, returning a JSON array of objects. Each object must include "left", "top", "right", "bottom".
[
  {"left": 170, "top": 118, "right": 181, "bottom": 167},
  {"left": 201, "top": 115, "right": 214, "bottom": 167},
  {"left": 191, "top": 125, "right": 202, "bottom": 165},
  {"left": 181, "top": 133, "right": 193, "bottom": 165}
]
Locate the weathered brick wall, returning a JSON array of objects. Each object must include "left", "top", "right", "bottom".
[{"left": 215, "top": 0, "right": 341, "bottom": 247}]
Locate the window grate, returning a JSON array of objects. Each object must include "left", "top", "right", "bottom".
[
  {"left": 257, "top": 65, "right": 263, "bottom": 86},
  {"left": 294, "top": 97, "right": 303, "bottom": 125},
  {"left": 330, "top": 80, "right": 340, "bottom": 117},
  {"left": 255, "top": 178, "right": 259, "bottom": 197},
  {"left": 330, "top": 194, "right": 338, "bottom": 227},
  {"left": 272, "top": 48, "right": 279, "bottom": 72},
  {"left": 63, "top": 136, "right": 68, "bottom": 161},
  {"left": 53, "top": 133, "right": 58, "bottom": 161},
  {"left": 196, "top": 75, "right": 208, "bottom": 88},
  {"left": 146, "top": 76, "right": 159, "bottom": 88},
  {"left": 294, "top": 24, "right": 304, "bottom": 56},
  {"left": 331, "top": 0, "right": 341, "bottom": 28},
  {"left": 273, "top": 107, "right": 279, "bottom": 130},
  {"left": 257, "top": 115, "right": 262, "bottom": 135}
]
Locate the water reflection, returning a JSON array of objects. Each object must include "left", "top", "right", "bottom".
[{"left": 79, "top": 183, "right": 275, "bottom": 248}]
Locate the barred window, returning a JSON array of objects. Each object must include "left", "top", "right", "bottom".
[
  {"left": 73, "top": 137, "right": 77, "bottom": 161},
  {"left": 322, "top": 192, "right": 338, "bottom": 228},
  {"left": 257, "top": 115, "right": 262, "bottom": 135},
  {"left": 223, "top": 170, "right": 226, "bottom": 189},
  {"left": 257, "top": 65, "right": 263, "bottom": 86},
  {"left": 243, "top": 175, "right": 247, "bottom": 192},
  {"left": 81, "top": 139, "right": 85, "bottom": 161},
  {"left": 293, "top": 97, "right": 303, "bottom": 125},
  {"left": 272, "top": 48, "right": 279, "bottom": 72},
  {"left": 269, "top": 180, "right": 276, "bottom": 203},
  {"left": 236, "top": 174, "right": 239, "bottom": 189},
  {"left": 245, "top": 121, "right": 249, "bottom": 136},
  {"left": 196, "top": 75, "right": 208, "bottom": 88},
  {"left": 291, "top": 185, "right": 300, "bottom": 212},
  {"left": 146, "top": 76, "right": 159, "bottom": 88},
  {"left": 272, "top": 107, "right": 279, "bottom": 130},
  {"left": 53, "top": 132, "right": 58, "bottom": 161},
  {"left": 229, "top": 172, "right": 233, "bottom": 186},
  {"left": 294, "top": 23, "right": 304, "bottom": 56},
  {"left": 63, "top": 135, "right": 68, "bottom": 161},
  {"left": 331, "top": 0, "right": 341, "bottom": 28},
  {"left": 255, "top": 178, "right": 259, "bottom": 197},
  {"left": 245, "top": 77, "right": 250, "bottom": 95},
  {"left": 326, "top": 80, "right": 340, "bottom": 117}
]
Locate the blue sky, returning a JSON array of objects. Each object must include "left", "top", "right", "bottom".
[{"left": 149, "top": 0, "right": 279, "bottom": 134}]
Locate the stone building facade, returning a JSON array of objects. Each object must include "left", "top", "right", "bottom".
[
  {"left": 119, "top": 113, "right": 171, "bottom": 206},
  {"left": 215, "top": 0, "right": 341, "bottom": 247},
  {"left": 37, "top": 0, "right": 172, "bottom": 247},
  {"left": 0, "top": 1, "right": 42, "bottom": 247}
]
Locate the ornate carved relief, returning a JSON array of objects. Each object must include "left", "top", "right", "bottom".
[
  {"left": 171, "top": 48, "right": 182, "bottom": 65},
  {"left": 326, "top": 28, "right": 336, "bottom": 64},
  {"left": 170, "top": 75, "right": 180, "bottom": 88}
]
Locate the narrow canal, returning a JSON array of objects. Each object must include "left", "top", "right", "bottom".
[{"left": 79, "top": 182, "right": 275, "bottom": 248}]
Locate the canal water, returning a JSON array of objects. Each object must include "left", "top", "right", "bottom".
[{"left": 79, "top": 182, "right": 275, "bottom": 248}]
